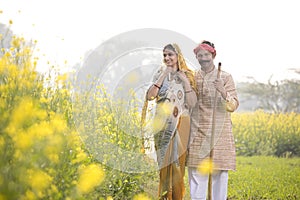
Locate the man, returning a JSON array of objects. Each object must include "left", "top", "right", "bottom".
[{"left": 186, "top": 40, "right": 239, "bottom": 200}]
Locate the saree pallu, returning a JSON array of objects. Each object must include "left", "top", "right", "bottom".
[{"left": 155, "top": 113, "right": 190, "bottom": 200}]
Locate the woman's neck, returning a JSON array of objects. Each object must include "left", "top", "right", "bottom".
[{"left": 168, "top": 64, "right": 179, "bottom": 73}]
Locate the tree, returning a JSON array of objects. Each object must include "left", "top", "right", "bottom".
[
  {"left": 238, "top": 75, "right": 300, "bottom": 113},
  {"left": 0, "top": 23, "right": 13, "bottom": 52}
]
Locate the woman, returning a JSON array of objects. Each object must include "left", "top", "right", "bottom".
[{"left": 144, "top": 43, "right": 197, "bottom": 199}]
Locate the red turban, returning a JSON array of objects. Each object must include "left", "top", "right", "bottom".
[{"left": 193, "top": 43, "right": 216, "bottom": 57}]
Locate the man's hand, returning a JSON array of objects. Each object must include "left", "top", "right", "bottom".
[{"left": 213, "top": 78, "right": 227, "bottom": 99}]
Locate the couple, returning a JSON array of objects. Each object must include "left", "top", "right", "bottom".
[{"left": 144, "top": 41, "right": 239, "bottom": 200}]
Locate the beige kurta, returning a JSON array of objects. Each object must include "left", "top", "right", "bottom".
[{"left": 186, "top": 67, "right": 239, "bottom": 170}]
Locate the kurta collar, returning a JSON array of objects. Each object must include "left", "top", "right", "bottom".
[{"left": 198, "top": 65, "right": 217, "bottom": 78}]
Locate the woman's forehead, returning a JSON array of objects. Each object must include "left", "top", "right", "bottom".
[{"left": 163, "top": 48, "right": 176, "bottom": 53}]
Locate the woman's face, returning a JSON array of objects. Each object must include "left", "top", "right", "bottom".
[{"left": 163, "top": 49, "right": 178, "bottom": 69}]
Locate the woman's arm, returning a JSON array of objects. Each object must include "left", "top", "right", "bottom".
[
  {"left": 146, "top": 67, "right": 172, "bottom": 100},
  {"left": 183, "top": 84, "right": 197, "bottom": 109},
  {"left": 177, "top": 71, "right": 197, "bottom": 109}
]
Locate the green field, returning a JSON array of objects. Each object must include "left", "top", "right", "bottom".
[
  {"left": 182, "top": 156, "right": 300, "bottom": 200},
  {"left": 228, "top": 156, "right": 300, "bottom": 199}
]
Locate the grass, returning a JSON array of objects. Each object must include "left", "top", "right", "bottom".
[
  {"left": 227, "top": 156, "right": 300, "bottom": 200},
  {"left": 181, "top": 156, "right": 300, "bottom": 200}
]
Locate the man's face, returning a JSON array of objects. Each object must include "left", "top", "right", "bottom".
[{"left": 196, "top": 48, "right": 214, "bottom": 69}]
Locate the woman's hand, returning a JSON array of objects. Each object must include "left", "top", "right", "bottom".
[
  {"left": 146, "top": 66, "right": 173, "bottom": 100},
  {"left": 177, "top": 71, "right": 197, "bottom": 108},
  {"left": 164, "top": 66, "right": 175, "bottom": 75},
  {"left": 176, "top": 71, "right": 190, "bottom": 88}
]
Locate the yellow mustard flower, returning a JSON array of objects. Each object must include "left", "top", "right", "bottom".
[
  {"left": 133, "top": 193, "right": 151, "bottom": 200},
  {"left": 151, "top": 116, "right": 166, "bottom": 133},
  {"left": 26, "top": 169, "right": 52, "bottom": 191},
  {"left": 49, "top": 153, "right": 60, "bottom": 163},
  {"left": 29, "top": 122, "right": 53, "bottom": 138},
  {"left": 50, "top": 115, "right": 67, "bottom": 133},
  {"left": 197, "top": 158, "right": 214, "bottom": 175},
  {"left": 125, "top": 71, "right": 139, "bottom": 84},
  {"left": 160, "top": 102, "right": 173, "bottom": 116},
  {"left": 13, "top": 131, "right": 33, "bottom": 149},
  {"left": 72, "top": 151, "right": 88, "bottom": 164},
  {"left": 57, "top": 73, "right": 68, "bottom": 82},
  {"left": 0, "top": 136, "right": 4, "bottom": 150},
  {"left": 77, "top": 164, "right": 105, "bottom": 194},
  {"left": 13, "top": 149, "right": 24, "bottom": 161},
  {"left": 50, "top": 184, "right": 58, "bottom": 194},
  {"left": 24, "top": 190, "right": 36, "bottom": 200},
  {"left": 8, "top": 97, "right": 47, "bottom": 132},
  {"left": 11, "top": 37, "right": 21, "bottom": 48}
]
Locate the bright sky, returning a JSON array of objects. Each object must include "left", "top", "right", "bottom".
[{"left": 1, "top": 0, "right": 299, "bottom": 83}]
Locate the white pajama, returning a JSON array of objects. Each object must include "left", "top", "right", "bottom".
[{"left": 188, "top": 167, "right": 228, "bottom": 200}]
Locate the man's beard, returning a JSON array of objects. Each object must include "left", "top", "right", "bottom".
[{"left": 199, "top": 60, "right": 211, "bottom": 68}]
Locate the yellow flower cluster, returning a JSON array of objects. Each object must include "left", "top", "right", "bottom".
[
  {"left": 197, "top": 158, "right": 214, "bottom": 175},
  {"left": 133, "top": 193, "right": 152, "bottom": 200},
  {"left": 0, "top": 35, "right": 104, "bottom": 199},
  {"left": 77, "top": 164, "right": 105, "bottom": 194},
  {"left": 0, "top": 32, "right": 157, "bottom": 199},
  {"left": 232, "top": 110, "right": 300, "bottom": 156}
]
